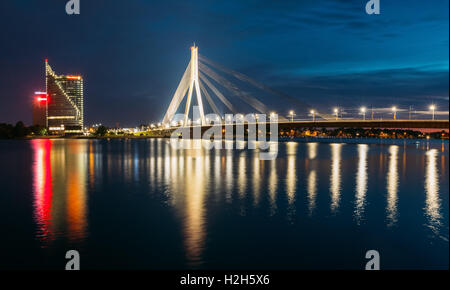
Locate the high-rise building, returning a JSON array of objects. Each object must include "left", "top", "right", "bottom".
[
  {"left": 45, "top": 59, "right": 84, "bottom": 134},
  {"left": 32, "top": 92, "right": 48, "bottom": 127}
]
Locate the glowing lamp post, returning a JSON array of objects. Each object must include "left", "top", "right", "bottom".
[
  {"left": 360, "top": 107, "right": 366, "bottom": 120},
  {"left": 310, "top": 110, "right": 316, "bottom": 122},
  {"left": 289, "top": 110, "right": 294, "bottom": 122},
  {"left": 334, "top": 108, "right": 339, "bottom": 120},
  {"left": 270, "top": 112, "right": 276, "bottom": 122},
  {"left": 429, "top": 105, "right": 436, "bottom": 120},
  {"left": 392, "top": 106, "right": 397, "bottom": 120}
]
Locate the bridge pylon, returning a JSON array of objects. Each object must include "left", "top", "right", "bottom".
[{"left": 162, "top": 45, "right": 206, "bottom": 127}]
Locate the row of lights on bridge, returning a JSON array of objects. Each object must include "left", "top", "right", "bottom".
[
  {"left": 289, "top": 104, "right": 438, "bottom": 122},
  {"left": 151, "top": 104, "right": 439, "bottom": 128}
]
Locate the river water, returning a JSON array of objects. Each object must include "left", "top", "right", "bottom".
[{"left": 0, "top": 138, "right": 448, "bottom": 269}]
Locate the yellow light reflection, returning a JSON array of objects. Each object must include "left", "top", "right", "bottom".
[
  {"left": 386, "top": 145, "right": 399, "bottom": 227},
  {"left": 252, "top": 152, "right": 261, "bottom": 205},
  {"left": 66, "top": 141, "right": 88, "bottom": 242},
  {"left": 308, "top": 143, "right": 318, "bottom": 160},
  {"left": 286, "top": 142, "right": 298, "bottom": 205},
  {"left": 354, "top": 144, "right": 368, "bottom": 225},
  {"left": 268, "top": 159, "right": 278, "bottom": 215},
  {"left": 330, "top": 144, "right": 342, "bottom": 213},
  {"left": 238, "top": 152, "right": 247, "bottom": 198},
  {"left": 183, "top": 153, "right": 206, "bottom": 267},
  {"left": 306, "top": 143, "right": 318, "bottom": 216},
  {"left": 307, "top": 170, "right": 317, "bottom": 216},
  {"left": 424, "top": 149, "right": 442, "bottom": 235},
  {"left": 32, "top": 140, "right": 88, "bottom": 245},
  {"left": 89, "top": 141, "right": 94, "bottom": 188},
  {"left": 225, "top": 150, "right": 233, "bottom": 202}
]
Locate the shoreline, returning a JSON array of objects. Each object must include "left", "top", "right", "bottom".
[{"left": 9, "top": 135, "right": 449, "bottom": 143}]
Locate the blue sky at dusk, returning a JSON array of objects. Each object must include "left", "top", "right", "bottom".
[{"left": 0, "top": 0, "right": 448, "bottom": 126}]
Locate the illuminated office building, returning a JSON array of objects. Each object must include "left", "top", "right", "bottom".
[{"left": 45, "top": 59, "right": 84, "bottom": 133}]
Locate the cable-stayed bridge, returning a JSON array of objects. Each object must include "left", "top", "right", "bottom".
[{"left": 157, "top": 45, "right": 448, "bottom": 133}]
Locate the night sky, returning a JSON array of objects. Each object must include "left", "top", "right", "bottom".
[{"left": 0, "top": 0, "right": 448, "bottom": 127}]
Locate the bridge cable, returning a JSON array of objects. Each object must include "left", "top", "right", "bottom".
[
  {"left": 199, "top": 63, "right": 272, "bottom": 116},
  {"left": 199, "top": 54, "right": 333, "bottom": 120},
  {"left": 162, "top": 62, "right": 191, "bottom": 124},
  {"left": 199, "top": 72, "right": 238, "bottom": 114},
  {"left": 199, "top": 81, "right": 222, "bottom": 117}
]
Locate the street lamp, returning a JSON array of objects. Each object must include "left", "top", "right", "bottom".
[
  {"left": 270, "top": 112, "right": 276, "bottom": 122},
  {"left": 429, "top": 105, "right": 436, "bottom": 120},
  {"left": 391, "top": 106, "right": 397, "bottom": 120},
  {"left": 360, "top": 107, "right": 366, "bottom": 120},
  {"left": 333, "top": 108, "right": 339, "bottom": 120},
  {"left": 310, "top": 110, "right": 316, "bottom": 122},
  {"left": 289, "top": 110, "right": 294, "bottom": 122}
]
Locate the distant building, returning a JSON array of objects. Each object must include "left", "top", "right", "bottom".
[
  {"left": 45, "top": 59, "right": 84, "bottom": 134},
  {"left": 32, "top": 92, "right": 48, "bottom": 127}
]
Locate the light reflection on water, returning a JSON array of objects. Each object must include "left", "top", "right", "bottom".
[
  {"left": 32, "top": 139, "right": 88, "bottom": 247},
  {"left": 425, "top": 149, "right": 442, "bottom": 237},
  {"left": 386, "top": 145, "right": 399, "bottom": 227},
  {"left": 24, "top": 138, "right": 449, "bottom": 269},
  {"left": 307, "top": 143, "right": 318, "bottom": 216},
  {"left": 354, "top": 144, "right": 368, "bottom": 225},
  {"left": 330, "top": 143, "right": 342, "bottom": 213}
]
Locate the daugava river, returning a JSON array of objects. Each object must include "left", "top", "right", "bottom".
[{"left": 0, "top": 138, "right": 448, "bottom": 269}]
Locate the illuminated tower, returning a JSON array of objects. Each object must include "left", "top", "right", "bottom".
[
  {"left": 184, "top": 45, "right": 205, "bottom": 126},
  {"left": 162, "top": 45, "right": 206, "bottom": 126},
  {"left": 45, "top": 59, "right": 84, "bottom": 134}
]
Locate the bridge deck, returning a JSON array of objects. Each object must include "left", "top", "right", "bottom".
[
  {"left": 277, "top": 120, "right": 449, "bottom": 129},
  {"left": 154, "top": 120, "right": 449, "bottom": 133}
]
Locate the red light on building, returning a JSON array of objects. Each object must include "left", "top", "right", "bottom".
[
  {"left": 35, "top": 92, "right": 48, "bottom": 103},
  {"left": 33, "top": 92, "right": 48, "bottom": 126}
]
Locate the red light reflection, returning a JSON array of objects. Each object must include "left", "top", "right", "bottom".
[{"left": 32, "top": 139, "right": 53, "bottom": 244}]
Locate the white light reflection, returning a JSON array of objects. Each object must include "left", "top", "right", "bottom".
[
  {"left": 386, "top": 145, "right": 399, "bottom": 227},
  {"left": 354, "top": 144, "right": 368, "bottom": 225},
  {"left": 238, "top": 152, "right": 247, "bottom": 198},
  {"left": 330, "top": 144, "right": 342, "bottom": 213},
  {"left": 307, "top": 170, "right": 317, "bottom": 216},
  {"left": 306, "top": 143, "right": 318, "bottom": 215},
  {"left": 308, "top": 143, "right": 318, "bottom": 160},
  {"left": 424, "top": 149, "right": 442, "bottom": 236},
  {"left": 268, "top": 159, "right": 278, "bottom": 215},
  {"left": 252, "top": 151, "right": 261, "bottom": 205},
  {"left": 286, "top": 142, "right": 297, "bottom": 205}
]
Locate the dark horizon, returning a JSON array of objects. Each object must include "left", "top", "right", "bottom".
[{"left": 0, "top": 0, "right": 448, "bottom": 127}]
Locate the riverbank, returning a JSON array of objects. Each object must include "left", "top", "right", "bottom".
[{"left": 18, "top": 135, "right": 449, "bottom": 145}]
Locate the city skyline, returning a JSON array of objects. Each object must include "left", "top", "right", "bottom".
[{"left": 0, "top": 0, "right": 448, "bottom": 127}]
